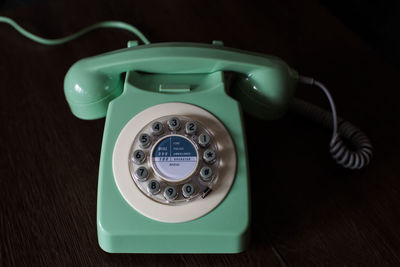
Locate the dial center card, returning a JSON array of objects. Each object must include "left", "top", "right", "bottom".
[{"left": 152, "top": 135, "right": 198, "bottom": 181}]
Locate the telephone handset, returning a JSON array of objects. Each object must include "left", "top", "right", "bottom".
[
  {"left": 64, "top": 42, "right": 298, "bottom": 120},
  {"left": 0, "top": 17, "right": 372, "bottom": 254}
]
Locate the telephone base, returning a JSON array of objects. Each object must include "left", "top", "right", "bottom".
[{"left": 97, "top": 71, "right": 250, "bottom": 253}]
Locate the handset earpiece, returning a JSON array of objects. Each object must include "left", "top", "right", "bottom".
[
  {"left": 64, "top": 42, "right": 299, "bottom": 120},
  {"left": 64, "top": 60, "right": 123, "bottom": 120}
]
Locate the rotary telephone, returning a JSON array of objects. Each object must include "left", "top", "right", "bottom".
[{"left": 1, "top": 17, "right": 373, "bottom": 253}]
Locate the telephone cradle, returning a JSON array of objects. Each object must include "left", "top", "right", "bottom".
[{"left": 64, "top": 42, "right": 371, "bottom": 253}]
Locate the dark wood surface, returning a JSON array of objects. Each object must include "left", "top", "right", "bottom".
[{"left": 1, "top": 0, "right": 400, "bottom": 266}]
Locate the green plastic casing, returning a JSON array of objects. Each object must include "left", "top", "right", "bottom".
[
  {"left": 63, "top": 42, "right": 298, "bottom": 253},
  {"left": 64, "top": 43, "right": 298, "bottom": 121}
]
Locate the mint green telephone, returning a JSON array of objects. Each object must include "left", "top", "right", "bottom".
[
  {"left": 1, "top": 17, "right": 373, "bottom": 253},
  {"left": 63, "top": 41, "right": 373, "bottom": 253},
  {"left": 64, "top": 42, "right": 300, "bottom": 253}
]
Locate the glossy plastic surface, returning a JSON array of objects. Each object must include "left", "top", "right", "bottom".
[
  {"left": 63, "top": 42, "right": 300, "bottom": 253},
  {"left": 64, "top": 42, "right": 298, "bottom": 120},
  {"left": 97, "top": 71, "right": 250, "bottom": 253}
]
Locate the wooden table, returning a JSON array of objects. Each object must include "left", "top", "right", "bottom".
[{"left": 1, "top": 0, "right": 399, "bottom": 266}]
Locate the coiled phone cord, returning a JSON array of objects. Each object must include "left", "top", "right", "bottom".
[
  {"left": 0, "top": 16, "right": 373, "bottom": 169},
  {"left": 293, "top": 76, "right": 373, "bottom": 169}
]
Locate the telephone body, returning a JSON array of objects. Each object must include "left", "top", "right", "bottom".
[{"left": 64, "top": 42, "right": 298, "bottom": 253}]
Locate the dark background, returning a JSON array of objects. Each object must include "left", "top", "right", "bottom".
[
  {"left": 3, "top": 0, "right": 400, "bottom": 69},
  {"left": 1, "top": 0, "right": 399, "bottom": 266}
]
